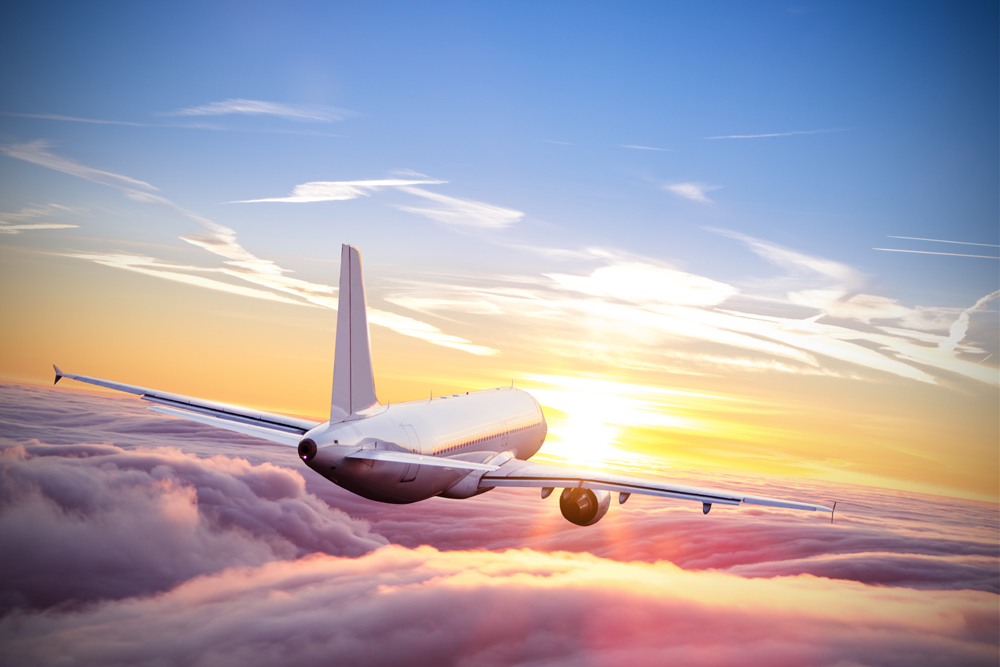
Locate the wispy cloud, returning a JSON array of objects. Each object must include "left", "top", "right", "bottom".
[
  {"left": 939, "top": 291, "right": 1000, "bottom": 353},
  {"left": 230, "top": 176, "right": 521, "bottom": 230},
  {"left": 0, "top": 223, "right": 79, "bottom": 234},
  {"left": 620, "top": 144, "right": 671, "bottom": 151},
  {"left": 394, "top": 186, "right": 524, "bottom": 229},
  {"left": 229, "top": 178, "right": 445, "bottom": 203},
  {"left": 709, "top": 228, "right": 862, "bottom": 285},
  {"left": 1, "top": 112, "right": 147, "bottom": 127},
  {"left": 5, "top": 111, "right": 344, "bottom": 137},
  {"left": 0, "top": 204, "right": 79, "bottom": 234},
  {"left": 704, "top": 128, "right": 846, "bottom": 140},
  {"left": 384, "top": 237, "right": 998, "bottom": 386},
  {"left": 887, "top": 236, "right": 1000, "bottom": 248},
  {"left": 663, "top": 182, "right": 721, "bottom": 203},
  {"left": 4, "top": 143, "right": 496, "bottom": 356},
  {"left": 2, "top": 141, "right": 157, "bottom": 191},
  {"left": 873, "top": 248, "right": 999, "bottom": 260},
  {"left": 167, "top": 99, "right": 352, "bottom": 122}
]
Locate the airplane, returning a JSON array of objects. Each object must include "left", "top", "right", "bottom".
[{"left": 54, "top": 244, "right": 833, "bottom": 526}]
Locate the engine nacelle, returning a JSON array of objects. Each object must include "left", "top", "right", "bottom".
[{"left": 559, "top": 488, "right": 611, "bottom": 526}]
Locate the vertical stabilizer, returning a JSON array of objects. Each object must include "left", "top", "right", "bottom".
[{"left": 330, "top": 244, "right": 379, "bottom": 421}]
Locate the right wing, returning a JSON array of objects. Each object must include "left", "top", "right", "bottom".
[
  {"left": 481, "top": 458, "right": 832, "bottom": 513},
  {"left": 53, "top": 365, "right": 319, "bottom": 446}
]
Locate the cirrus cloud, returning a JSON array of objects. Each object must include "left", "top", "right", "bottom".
[
  {"left": 166, "top": 99, "right": 353, "bottom": 122},
  {"left": 663, "top": 181, "right": 721, "bottom": 203}
]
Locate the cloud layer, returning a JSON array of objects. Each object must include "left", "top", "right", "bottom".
[{"left": 0, "top": 383, "right": 996, "bottom": 665}]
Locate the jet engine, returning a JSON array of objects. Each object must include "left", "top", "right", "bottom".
[
  {"left": 559, "top": 488, "right": 611, "bottom": 526},
  {"left": 298, "top": 438, "right": 318, "bottom": 462}
]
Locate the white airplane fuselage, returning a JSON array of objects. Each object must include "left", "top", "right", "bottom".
[{"left": 301, "top": 387, "right": 547, "bottom": 503}]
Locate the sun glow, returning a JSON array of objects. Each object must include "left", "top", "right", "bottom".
[{"left": 521, "top": 374, "right": 717, "bottom": 469}]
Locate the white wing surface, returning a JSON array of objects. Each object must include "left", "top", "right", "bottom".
[
  {"left": 482, "top": 458, "right": 833, "bottom": 513},
  {"left": 53, "top": 366, "right": 318, "bottom": 446}
]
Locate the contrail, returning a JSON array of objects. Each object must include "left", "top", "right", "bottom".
[
  {"left": 873, "top": 248, "right": 999, "bottom": 259},
  {"left": 887, "top": 236, "right": 1000, "bottom": 248}
]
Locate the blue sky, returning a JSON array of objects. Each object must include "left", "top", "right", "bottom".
[{"left": 3, "top": 2, "right": 996, "bottom": 299}]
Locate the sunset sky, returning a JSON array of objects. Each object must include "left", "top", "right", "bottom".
[{"left": 0, "top": 3, "right": 998, "bottom": 663}]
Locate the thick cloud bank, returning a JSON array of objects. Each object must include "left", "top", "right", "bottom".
[
  {"left": 2, "top": 547, "right": 997, "bottom": 667},
  {"left": 0, "top": 383, "right": 997, "bottom": 665},
  {"left": 0, "top": 441, "right": 384, "bottom": 611}
]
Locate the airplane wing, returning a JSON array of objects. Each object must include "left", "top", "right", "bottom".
[
  {"left": 53, "top": 365, "right": 319, "bottom": 447},
  {"left": 481, "top": 458, "right": 832, "bottom": 513}
]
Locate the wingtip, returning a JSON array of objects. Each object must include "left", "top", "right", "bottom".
[{"left": 53, "top": 364, "right": 63, "bottom": 385}]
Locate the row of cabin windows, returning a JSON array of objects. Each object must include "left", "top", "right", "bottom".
[{"left": 436, "top": 420, "right": 543, "bottom": 454}]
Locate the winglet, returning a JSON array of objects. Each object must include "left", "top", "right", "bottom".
[
  {"left": 330, "top": 244, "right": 379, "bottom": 422},
  {"left": 53, "top": 364, "right": 64, "bottom": 385},
  {"left": 831, "top": 501, "right": 838, "bottom": 524}
]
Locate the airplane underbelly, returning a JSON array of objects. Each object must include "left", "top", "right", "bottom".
[{"left": 325, "top": 459, "right": 465, "bottom": 504}]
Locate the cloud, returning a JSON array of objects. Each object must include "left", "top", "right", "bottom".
[
  {"left": 64, "top": 252, "right": 312, "bottom": 306},
  {"left": 663, "top": 182, "right": 721, "bottom": 203},
  {"left": 379, "top": 236, "right": 1000, "bottom": 386},
  {"left": 2, "top": 141, "right": 156, "bottom": 191},
  {"left": 710, "top": 228, "right": 861, "bottom": 285},
  {"left": 395, "top": 185, "right": 524, "bottom": 229},
  {"left": 230, "top": 178, "right": 445, "bottom": 203},
  {"left": 545, "top": 262, "right": 738, "bottom": 308},
  {"left": 0, "top": 223, "right": 79, "bottom": 234},
  {"left": 0, "top": 203, "right": 80, "bottom": 234},
  {"left": 939, "top": 291, "right": 1000, "bottom": 353},
  {"left": 167, "top": 99, "right": 352, "bottom": 122},
  {"left": 704, "top": 129, "right": 847, "bottom": 139},
  {"left": 4, "top": 143, "right": 496, "bottom": 356},
  {"left": 5, "top": 111, "right": 345, "bottom": 137},
  {"left": 230, "top": 175, "right": 521, "bottom": 230},
  {"left": 2, "top": 545, "right": 996, "bottom": 667},
  {"left": 0, "top": 440, "right": 385, "bottom": 612},
  {"left": 787, "top": 290, "right": 914, "bottom": 322},
  {"left": 2, "top": 112, "right": 148, "bottom": 127},
  {"left": 620, "top": 144, "right": 671, "bottom": 151},
  {"left": 1, "top": 383, "right": 997, "bottom": 666}
]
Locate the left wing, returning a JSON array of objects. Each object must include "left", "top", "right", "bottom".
[
  {"left": 481, "top": 458, "right": 832, "bottom": 513},
  {"left": 53, "top": 366, "right": 319, "bottom": 446}
]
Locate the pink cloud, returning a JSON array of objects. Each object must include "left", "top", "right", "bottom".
[
  {"left": 1, "top": 547, "right": 996, "bottom": 666},
  {"left": 1, "top": 382, "right": 997, "bottom": 664}
]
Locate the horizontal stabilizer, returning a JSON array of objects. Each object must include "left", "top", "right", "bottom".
[{"left": 346, "top": 449, "right": 499, "bottom": 472}]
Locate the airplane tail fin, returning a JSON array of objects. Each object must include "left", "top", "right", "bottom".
[{"left": 330, "top": 244, "right": 379, "bottom": 422}]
